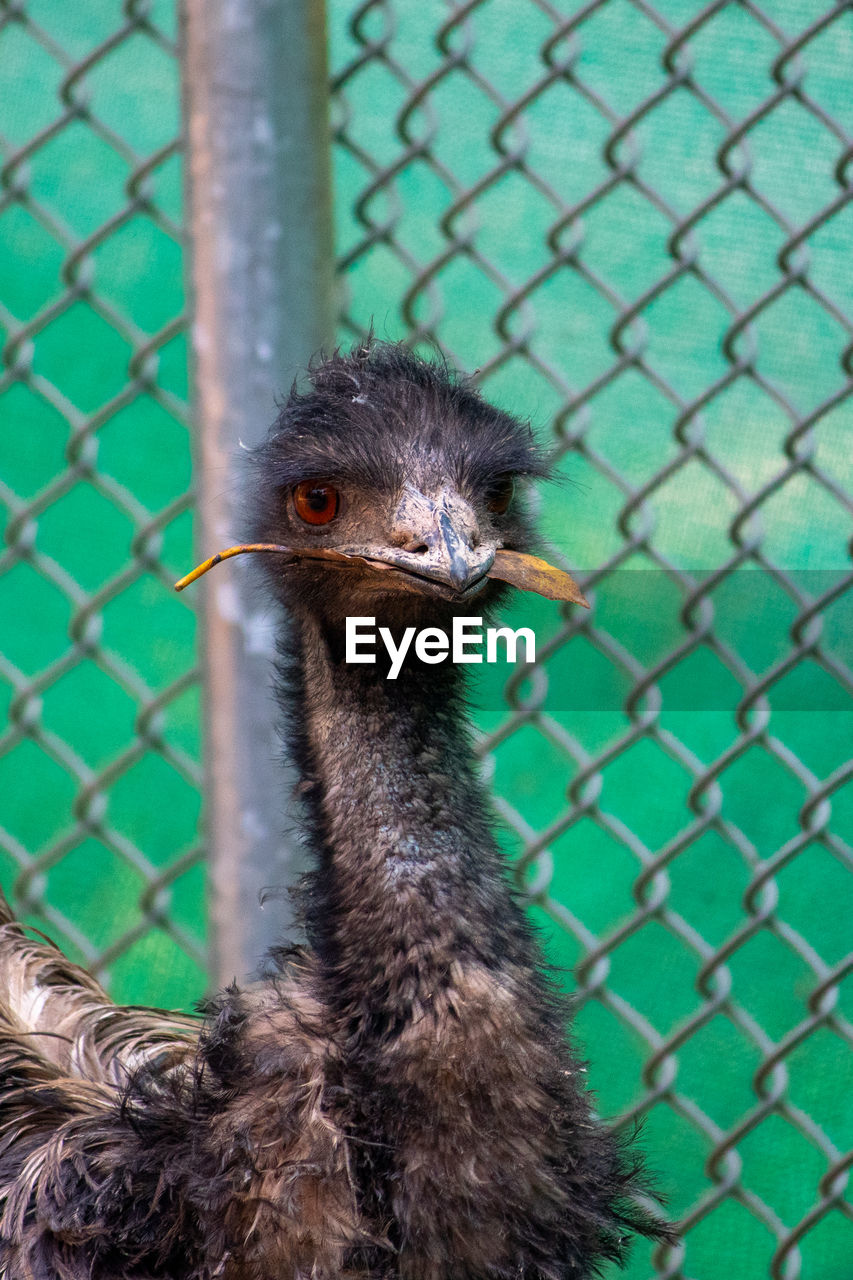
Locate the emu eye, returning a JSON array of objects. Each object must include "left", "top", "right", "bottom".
[
  {"left": 485, "top": 476, "right": 514, "bottom": 515},
  {"left": 293, "top": 481, "right": 340, "bottom": 525}
]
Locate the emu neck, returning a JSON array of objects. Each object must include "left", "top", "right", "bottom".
[{"left": 291, "top": 613, "right": 526, "bottom": 1021}]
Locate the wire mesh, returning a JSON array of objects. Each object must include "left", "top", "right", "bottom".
[
  {"left": 0, "top": 0, "right": 204, "bottom": 1006},
  {"left": 329, "top": 0, "right": 852, "bottom": 1276}
]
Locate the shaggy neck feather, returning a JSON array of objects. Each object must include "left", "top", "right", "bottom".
[{"left": 288, "top": 612, "right": 531, "bottom": 1023}]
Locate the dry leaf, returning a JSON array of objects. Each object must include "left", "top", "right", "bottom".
[{"left": 488, "top": 550, "right": 589, "bottom": 607}]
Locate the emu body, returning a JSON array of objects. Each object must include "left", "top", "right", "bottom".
[{"left": 0, "top": 343, "right": 666, "bottom": 1278}]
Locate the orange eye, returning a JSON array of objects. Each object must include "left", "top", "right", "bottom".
[
  {"left": 293, "top": 481, "right": 340, "bottom": 525},
  {"left": 485, "top": 476, "right": 514, "bottom": 515}
]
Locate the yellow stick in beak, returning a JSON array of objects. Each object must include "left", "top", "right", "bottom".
[
  {"left": 174, "top": 544, "right": 292, "bottom": 591},
  {"left": 174, "top": 544, "right": 589, "bottom": 608}
]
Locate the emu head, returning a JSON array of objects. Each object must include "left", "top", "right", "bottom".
[{"left": 247, "top": 342, "right": 549, "bottom": 630}]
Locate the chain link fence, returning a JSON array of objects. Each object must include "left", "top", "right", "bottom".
[
  {"left": 330, "top": 1, "right": 852, "bottom": 1277},
  {"left": 0, "top": 0, "right": 204, "bottom": 1005},
  {"left": 1, "top": 1, "right": 852, "bottom": 1278}
]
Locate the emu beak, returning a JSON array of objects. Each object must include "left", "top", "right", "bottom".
[
  {"left": 435, "top": 510, "right": 482, "bottom": 592},
  {"left": 360, "top": 486, "right": 495, "bottom": 596}
]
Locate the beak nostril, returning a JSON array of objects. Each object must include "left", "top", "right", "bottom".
[{"left": 390, "top": 527, "right": 430, "bottom": 553}]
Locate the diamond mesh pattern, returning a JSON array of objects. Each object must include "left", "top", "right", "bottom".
[
  {"left": 330, "top": 0, "right": 852, "bottom": 1274},
  {"left": 0, "top": 0, "right": 204, "bottom": 1006}
]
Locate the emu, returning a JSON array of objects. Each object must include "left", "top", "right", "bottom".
[{"left": 0, "top": 342, "right": 667, "bottom": 1279}]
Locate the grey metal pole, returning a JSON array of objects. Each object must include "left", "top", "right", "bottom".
[{"left": 181, "top": 0, "right": 334, "bottom": 986}]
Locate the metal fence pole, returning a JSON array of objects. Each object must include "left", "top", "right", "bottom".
[{"left": 181, "top": 0, "right": 334, "bottom": 985}]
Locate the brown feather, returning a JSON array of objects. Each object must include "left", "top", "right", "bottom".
[{"left": 0, "top": 906, "right": 196, "bottom": 1086}]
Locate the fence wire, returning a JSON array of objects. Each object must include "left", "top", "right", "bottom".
[
  {"left": 0, "top": 0, "right": 204, "bottom": 1003},
  {"left": 330, "top": 1, "right": 852, "bottom": 1277}
]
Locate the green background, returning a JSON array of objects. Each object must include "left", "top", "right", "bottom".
[{"left": 1, "top": 1, "right": 851, "bottom": 1277}]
